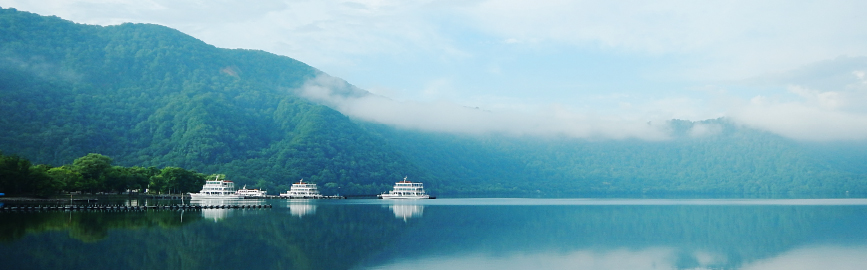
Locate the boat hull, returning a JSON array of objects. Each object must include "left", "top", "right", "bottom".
[
  {"left": 378, "top": 194, "right": 430, "bottom": 199},
  {"left": 280, "top": 194, "right": 324, "bottom": 199},
  {"left": 189, "top": 193, "right": 244, "bottom": 200}
]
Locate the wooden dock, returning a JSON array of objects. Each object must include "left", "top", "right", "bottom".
[
  {"left": 0, "top": 204, "right": 272, "bottom": 212},
  {"left": 246, "top": 195, "right": 346, "bottom": 199}
]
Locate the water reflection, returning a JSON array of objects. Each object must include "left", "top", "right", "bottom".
[
  {"left": 2, "top": 199, "right": 867, "bottom": 270},
  {"left": 200, "top": 208, "right": 230, "bottom": 221},
  {"left": 190, "top": 199, "right": 269, "bottom": 222},
  {"left": 359, "top": 201, "right": 867, "bottom": 270},
  {"left": 740, "top": 246, "right": 867, "bottom": 270},
  {"left": 386, "top": 204, "right": 424, "bottom": 220},
  {"left": 0, "top": 210, "right": 204, "bottom": 243},
  {"left": 370, "top": 246, "right": 867, "bottom": 270},
  {"left": 287, "top": 200, "right": 318, "bottom": 217}
]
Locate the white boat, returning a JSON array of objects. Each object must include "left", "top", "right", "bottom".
[
  {"left": 189, "top": 176, "right": 243, "bottom": 199},
  {"left": 235, "top": 185, "right": 267, "bottom": 198},
  {"left": 280, "top": 179, "right": 324, "bottom": 199},
  {"left": 378, "top": 177, "right": 430, "bottom": 199}
]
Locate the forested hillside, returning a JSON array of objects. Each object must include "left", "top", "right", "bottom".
[
  {"left": 2, "top": 8, "right": 866, "bottom": 196},
  {"left": 0, "top": 8, "right": 428, "bottom": 195}
]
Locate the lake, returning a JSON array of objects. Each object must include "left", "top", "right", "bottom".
[{"left": 2, "top": 198, "right": 866, "bottom": 270}]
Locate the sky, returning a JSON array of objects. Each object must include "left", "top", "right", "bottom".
[{"left": 3, "top": 0, "right": 867, "bottom": 141}]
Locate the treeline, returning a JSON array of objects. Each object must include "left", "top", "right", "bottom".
[{"left": 0, "top": 151, "right": 207, "bottom": 197}]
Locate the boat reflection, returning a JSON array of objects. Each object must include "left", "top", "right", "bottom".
[
  {"left": 201, "top": 208, "right": 231, "bottom": 222},
  {"left": 287, "top": 200, "right": 318, "bottom": 218},
  {"left": 189, "top": 199, "right": 269, "bottom": 222},
  {"left": 386, "top": 204, "right": 424, "bottom": 221}
]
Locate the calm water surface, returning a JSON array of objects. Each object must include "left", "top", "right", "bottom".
[{"left": 2, "top": 198, "right": 866, "bottom": 270}]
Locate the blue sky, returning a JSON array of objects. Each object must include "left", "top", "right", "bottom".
[{"left": 3, "top": 0, "right": 867, "bottom": 140}]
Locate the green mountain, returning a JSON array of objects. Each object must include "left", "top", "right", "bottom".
[
  {"left": 0, "top": 7, "right": 428, "bottom": 195},
  {"left": 2, "top": 7, "right": 866, "bottom": 195}
]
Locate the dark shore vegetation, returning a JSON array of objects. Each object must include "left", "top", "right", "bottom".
[{"left": 0, "top": 151, "right": 205, "bottom": 197}]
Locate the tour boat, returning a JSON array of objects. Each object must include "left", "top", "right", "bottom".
[
  {"left": 378, "top": 177, "right": 430, "bottom": 199},
  {"left": 280, "top": 179, "right": 324, "bottom": 199},
  {"left": 189, "top": 176, "right": 244, "bottom": 199},
  {"left": 235, "top": 185, "right": 267, "bottom": 198}
]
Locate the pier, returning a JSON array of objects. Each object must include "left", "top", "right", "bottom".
[
  {"left": 248, "top": 195, "right": 346, "bottom": 199},
  {"left": 0, "top": 204, "right": 272, "bottom": 212}
]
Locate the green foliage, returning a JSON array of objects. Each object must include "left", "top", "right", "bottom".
[
  {"left": 0, "top": 151, "right": 32, "bottom": 194},
  {"left": 46, "top": 166, "right": 81, "bottom": 192},
  {"left": 153, "top": 167, "right": 206, "bottom": 194},
  {"left": 0, "top": 151, "right": 205, "bottom": 196},
  {"left": 71, "top": 153, "right": 113, "bottom": 192}
]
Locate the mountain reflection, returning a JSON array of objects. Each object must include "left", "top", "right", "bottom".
[
  {"left": 360, "top": 202, "right": 867, "bottom": 270},
  {"left": 0, "top": 210, "right": 203, "bottom": 242},
  {"left": 3, "top": 199, "right": 867, "bottom": 270},
  {"left": 370, "top": 246, "right": 867, "bottom": 270},
  {"left": 1, "top": 202, "right": 408, "bottom": 270}
]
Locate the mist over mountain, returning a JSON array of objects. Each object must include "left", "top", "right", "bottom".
[{"left": 2, "top": 8, "right": 866, "bottom": 195}]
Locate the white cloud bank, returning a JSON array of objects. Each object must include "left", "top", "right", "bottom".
[
  {"left": 729, "top": 63, "right": 867, "bottom": 140},
  {"left": 298, "top": 75, "right": 672, "bottom": 140},
  {"left": 732, "top": 100, "right": 867, "bottom": 141},
  {"left": 465, "top": 0, "right": 867, "bottom": 81},
  {"left": 300, "top": 71, "right": 867, "bottom": 141}
]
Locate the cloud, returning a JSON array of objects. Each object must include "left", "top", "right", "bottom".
[
  {"left": 0, "top": 0, "right": 465, "bottom": 69},
  {"left": 689, "top": 123, "right": 722, "bottom": 138},
  {"left": 297, "top": 75, "right": 671, "bottom": 140},
  {"left": 464, "top": 0, "right": 867, "bottom": 80},
  {"left": 727, "top": 57, "right": 867, "bottom": 141},
  {"left": 16, "top": 0, "right": 866, "bottom": 82},
  {"left": 730, "top": 100, "right": 867, "bottom": 141},
  {"left": 0, "top": 0, "right": 285, "bottom": 25},
  {"left": 0, "top": 55, "right": 82, "bottom": 82},
  {"left": 298, "top": 69, "right": 867, "bottom": 141}
]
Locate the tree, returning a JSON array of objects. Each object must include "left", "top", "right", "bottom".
[
  {"left": 47, "top": 166, "right": 83, "bottom": 192},
  {"left": 127, "top": 166, "right": 158, "bottom": 193},
  {"left": 156, "top": 167, "right": 206, "bottom": 194},
  {"left": 148, "top": 174, "right": 168, "bottom": 194},
  {"left": 71, "top": 153, "right": 113, "bottom": 193},
  {"left": 28, "top": 164, "right": 63, "bottom": 197},
  {"left": 0, "top": 153, "right": 32, "bottom": 194}
]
